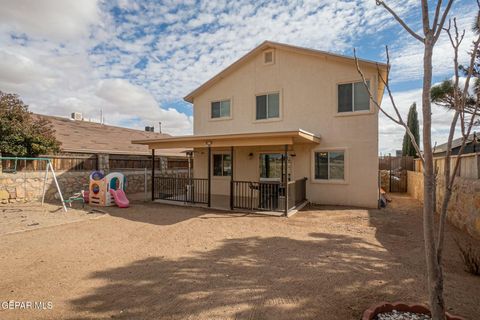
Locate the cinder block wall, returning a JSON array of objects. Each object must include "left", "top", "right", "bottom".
[{"left": 407, "top": 171, "right": 480, "bottom": 239}]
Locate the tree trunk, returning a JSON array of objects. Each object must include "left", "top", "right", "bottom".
[{"left": 422, "top": 36, "right": 445, "bottom": 320}]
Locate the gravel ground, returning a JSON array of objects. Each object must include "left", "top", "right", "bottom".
[
  {"left": 376, "top": 310, "right": 431, "bottom": 320},
  {"left": 0, "top": 194, "right": 479, "bottom": 320}
]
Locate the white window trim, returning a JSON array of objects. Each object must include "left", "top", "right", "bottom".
[
  {"left": 212, "top": 152, "right": 232, "bottom": 179},
  {"left": 263, "top": 49, "right": 275, "bottom": 65},
  {"left": 311, "top": 148, "right": 348, "bottom": 184},
  {"left": 253, "top": 90, "right": 282, "bottom": 123},
  {"left": 209, "top": 97, "right": 233, "bottom": 121},
  {"left": 335, "top": 78, "right": 375, "bottom": 117}
]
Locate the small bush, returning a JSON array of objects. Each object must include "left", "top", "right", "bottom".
[{"left": 455, "top": 239, "right": 480, "bottom": 276}]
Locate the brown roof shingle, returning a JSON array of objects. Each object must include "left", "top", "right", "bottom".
[{"left": 35, "top": 114, "right": 186, "bottom": 157}]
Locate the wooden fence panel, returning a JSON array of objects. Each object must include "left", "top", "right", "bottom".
[
  {"left": 2, "top": 154, "right": 189, "bottom": 173},
  {"left": 421, "top": 153, "right": 479, "bottom": 179}
]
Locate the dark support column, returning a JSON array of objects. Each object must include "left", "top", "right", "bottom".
[
  {"left": 284, "top": 144, "right": 289, "bottom": 216},
  {"left": 187, "top": 151, "right": 193, "bottom": 203},
  {"left": 207, "top": 145, "right": 211, "bottom": 207},
  {"left": 230, "top": 146, "right": 234, "bottom": 210},
  {"left": 151, "top": 149, "right": 155, "bottom": 201}
]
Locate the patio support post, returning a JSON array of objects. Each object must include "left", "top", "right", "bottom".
[
  {"left": 207, "top": 144, "right": 211, "bottom": 207},
  {"left": 187, "top": 151, "right": 193, "bottom": 203},
  {"left": 151, "top": 149, "right": 155, "bottom": 201},
  {"left": 230, "top": 146, "right": 234, "bottom": 210},
  {"left": 284, "top": 144, "right": 289, "bottom": 216}
]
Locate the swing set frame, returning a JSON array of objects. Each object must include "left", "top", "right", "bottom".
[{"left": 0, "top": 156, "right": 68, "bottom": 212}]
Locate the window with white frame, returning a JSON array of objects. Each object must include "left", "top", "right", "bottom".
[
  {"left": 314, "top": 151, "right": 345, "bottom": 180},
  {"left": 213, "top": 154, "right": 231, "bottom": 176},
  {"left": 256, "top": 93, "right": 279, "bottom": 120},
  {"left": 211, "top": 100, "right": 231, "bottom": 119},
  {"left": 338, "top": 80, "right": 370, "bottom": 113}
]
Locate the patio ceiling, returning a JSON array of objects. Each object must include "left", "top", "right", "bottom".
[{"left": 132, "top": 129, "right": 321, "bottom": 149}]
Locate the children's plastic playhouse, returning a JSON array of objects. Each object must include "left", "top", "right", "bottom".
[{"left": 89, "top": 171, "right": 130, "bottom": 208}]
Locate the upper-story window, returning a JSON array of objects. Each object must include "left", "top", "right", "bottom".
[
  {"left": 338, "top": 80, "right": 370, "bottom": 113},
  {"left": 256, "top": 93, "right": 279, "bottom": 120},
  {"left": 211, "top": 100, "right": 231, "bottom": 119}
]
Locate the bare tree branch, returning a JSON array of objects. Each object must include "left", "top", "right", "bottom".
[
  {"left": 376, "top": 1, "right": 424, "bottom": 42},
  {"left": 433, "top": 0, "right": 454, "bottom": 44},
  {"left": 432, "top": 0, "right": 443, "bottom": 35},
  {"left": 421, "top": 0, "right": 431, "bottom": 36},
  {"left": 354, "top": 47, "right": 425, "bottom": 163}
]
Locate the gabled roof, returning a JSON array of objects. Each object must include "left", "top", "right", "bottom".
[
  {"left": 434, "top": 133, "right": 479, "bottom": 154},
  {"left": 184, "top": 40, "right": 388, "bottom": 103},
  {"left": 34, "top": 114, "right": 186, "bottom": 157}
]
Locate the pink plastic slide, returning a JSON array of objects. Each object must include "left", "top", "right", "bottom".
[{"left": 110, "top": 189, "right": 130, "bottom": 208}]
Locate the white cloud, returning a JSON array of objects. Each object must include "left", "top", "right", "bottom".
[
  {"left": 0, "top": 0, "right": 477, "bottom": 150},
  {"left": 379, "top": 85, "right": 470, "bottom": 155},
  {"left": 95, "top": 79, "right": 193, "bottom": 135},
  {"left": 389, "top": 4, "right": 478, "bottom": 82},
  {"left": 0, "top": 50, "right": 52, "bottom": 84},
  {"left": 0, "top": 0, "right": 100, "bottom": 41}
]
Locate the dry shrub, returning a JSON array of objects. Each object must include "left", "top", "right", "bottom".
[{"left": 455, "top": 238, "right": 480, "bottom": 276}]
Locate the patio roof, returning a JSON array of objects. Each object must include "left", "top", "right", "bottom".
[{"left": 132, "top": 129, "right": 321, "bottom": 149}]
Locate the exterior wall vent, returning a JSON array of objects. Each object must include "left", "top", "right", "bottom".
[{"left": 263, "top": 50, "right": 274, "bottom": 65}]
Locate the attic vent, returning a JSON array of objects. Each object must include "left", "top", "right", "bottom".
[{"left": 263, "top": 50, "right": 274, "bottom": 65}]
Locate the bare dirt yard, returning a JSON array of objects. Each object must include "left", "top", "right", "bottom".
[
  {"left": 0, "top": 202, "right": 105, "bottom": 236},
  {"left": 0, "top": 195, "right": 479, "bottom": 320}
]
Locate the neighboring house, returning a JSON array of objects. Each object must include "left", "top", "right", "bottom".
[
  {"left": 134, "top": 41, "right": 386, "bottom": 214},
  {"left": 31, "top": 113, "right": 188, "bottom": 172},
  {"left": 433, "top": 133, "right": 479, "bottom": 157}
]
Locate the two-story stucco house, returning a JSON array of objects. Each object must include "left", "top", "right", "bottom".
[{"left": 134, "top": 41, "right": 387, "bottom": 215}]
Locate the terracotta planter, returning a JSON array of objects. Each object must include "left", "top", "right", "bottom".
[{"left": 362, "top": 302, "right": 465, "bottom": 320}]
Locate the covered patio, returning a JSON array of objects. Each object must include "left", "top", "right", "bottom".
[{"left": 133, "top": 130, "right": 320, "bottom": 216}]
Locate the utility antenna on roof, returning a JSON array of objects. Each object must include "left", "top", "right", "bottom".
[
  {"left": 159, "top": 122, "right": 162, "bottom": 134},
  {"left": 100, "top": 108, "right": 104, "bottom": 125}
]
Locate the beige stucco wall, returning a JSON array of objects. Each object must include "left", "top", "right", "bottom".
[{"left": 192, "top": 47, "right": 380, "bottom": 208}]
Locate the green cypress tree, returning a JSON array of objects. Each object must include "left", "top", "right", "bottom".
[{"left": 402, "top": 103, "right": 420, "bottom": 156}]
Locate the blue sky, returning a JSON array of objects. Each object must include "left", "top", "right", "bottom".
[{"left": 0, "top": 0, "right": 477, "bottom": 154}]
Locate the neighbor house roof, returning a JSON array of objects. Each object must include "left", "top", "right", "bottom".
[
  {"left": 133, "top": 129, "right": 320, "bottom": 149},
  {"left": 35, "top": 114, "right": 186, "bottom": 157},
  {"left": 434, "top": 133, "right": 479, "bottom": 155},
  {"left": 184, "top": 40, "right": 388, "bottom": 103}
]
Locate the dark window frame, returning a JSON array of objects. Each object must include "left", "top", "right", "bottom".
[
  {"left": 212, "top": 153, "right": 232, "bottom": 177},
  {"left": 255, "top": 92, "right": 280, "bottom": 120},
  {"left": 337, "top": 80, "right": 370, "bottom": 113},
  {"left": 314, "top": 151, "right": 345, "bottom": 181},
  {"left": 211, "top": 99, "right": 231, "bottom": 119}
]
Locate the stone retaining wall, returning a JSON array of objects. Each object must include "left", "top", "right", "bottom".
[
  {"left": 0, "top": 170, "right": 153, "bottom": 204},
  {"left": 407, "top": 171, "right": 480, "bottom": 239}
]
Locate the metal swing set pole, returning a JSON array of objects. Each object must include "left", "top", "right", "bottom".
[
  {"left": 44, "top": 160, "right": 67, "bottom": 212},
  {"left": 0, "top": 156, "right": 67, "bottom": 212}
]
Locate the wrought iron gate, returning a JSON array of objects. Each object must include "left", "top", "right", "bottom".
[{"left": 379, "top": 156, "right": 414, "bottom": 193}]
